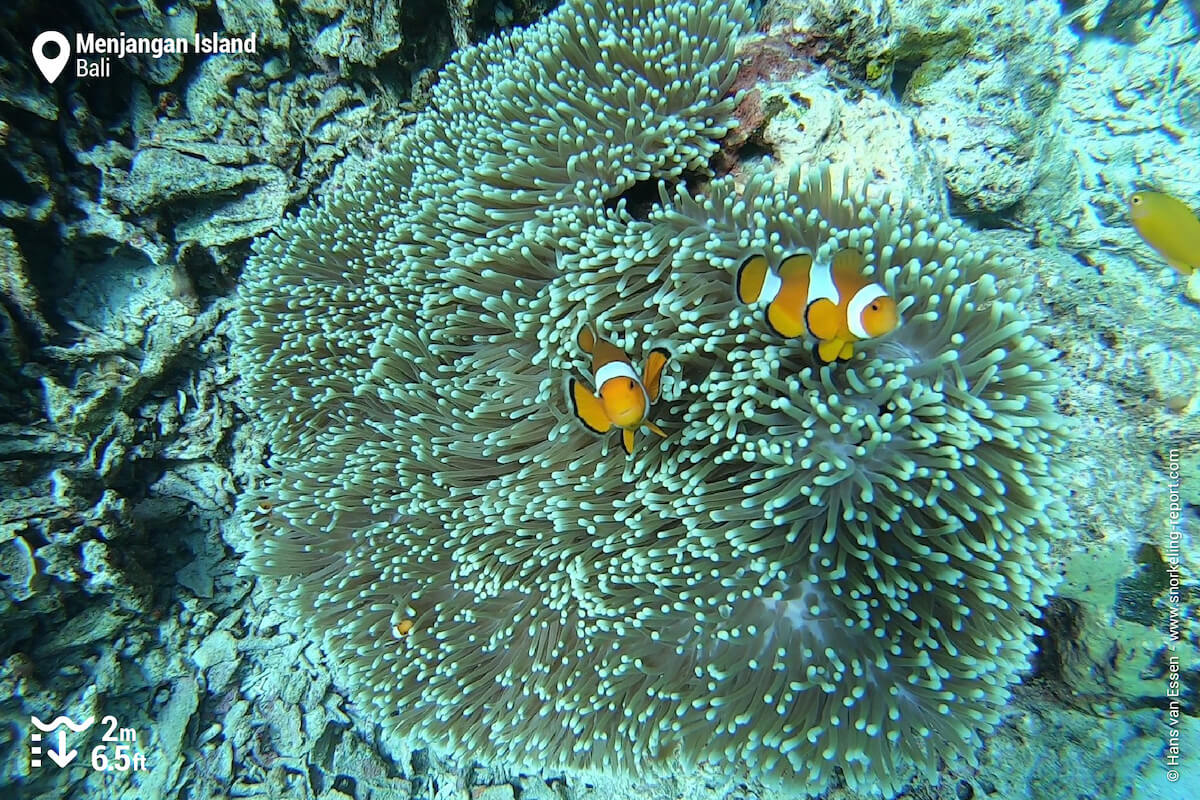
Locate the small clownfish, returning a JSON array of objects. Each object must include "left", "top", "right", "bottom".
[
  {"left": 247, "top": 499, "right": 275, "bottom": 535},
  {"left": 1129, "top": 191, "right": 1200, "bottom": 275},
  {"left": 569, "top": 326, "right": 670, "bottom": 456},
  {"left": 736, "top": 248, "right": 900, "bottom": 363}
]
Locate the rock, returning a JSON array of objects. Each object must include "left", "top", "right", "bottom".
[
  {"left": 759, "top": 0, "right": 1071, "bottom": 213},
  {"left": 34, "top": 600, "right": 131, "bottom": 655},
  {"left": 891, "top": 0, "right": 1070, "bottom": 213},
  {"left": 172, "top": 166, "right": 290, "bottom": 246},
  {"left": 119, "top": 149, "right": 255, "bottom": 213},
  {"left": 261, "top": 695, "right": 305, "bottom": 755},
  {"left": 760, "top": 0, "right": 895, "bottom": 86},
  {"left": 514, "top": 776, "right": 561, "bottom": 800},
  {"left": 1016, "top": 1, "right": 1198, "bottom": 253},
  {"left": 193, "top": 630, "right": 240, "bottom": 693},
  {"left": 224, "top": 698, "right": 254, "bottom": 749},
  {"left": 307, "top": 1, "right": 403, "bottom": 68},
  {"left": 139, "top": 676, "right": 200, "bottom": 798},
  {"left": 0, "top": 536, "right": 37, "bottom": 603},
  {"left": 329, "top": 730, "right": 399, "bottom": 789},
  {"left": 1187, "top": 271, "right": 1200, "bottom": 304},
  {"left": 1057, "top": 547, "right": 1200, "bottom": 705},
  {"left": 177, "top": 556, "right": 216, "bottom": 600},
  {"left": 214, "top": 739, "right": 234, "bottom": 784},
  {"left": 1181, "top": 451, "right": 1200, "bottom": 507},
  {"left": 0, "top": 227, "right": 53, "bottom": 340},
  {"left": 81, "top": 539, "right": 122, "bottom": 593},
  {"left": 741, "top": 66, "right": 948, "bottom": 215},
  {"left": 215, "top": 0, "right": 289, "bottom": 49},
  {"left": 152, "top": 463, "right": 236, "bottom": 514},
  {"left": 302, "top": 670, "right": 332, "bottom": 711}
]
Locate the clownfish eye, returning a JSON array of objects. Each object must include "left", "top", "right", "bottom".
[
  {"left": 870, "top": 303, "right": 879, "bottom": 311},
  {"left": 628, "top": 379, "right": 636, "bottom": 389}
]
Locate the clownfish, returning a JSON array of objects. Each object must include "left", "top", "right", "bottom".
[
  {"left": 736, "top": 248, "right": 900, "bottom": 363},
  {"left": 568, "top": 325, "right": 669, "bottom": 456},
  {"left": 1129, "top": 191, "right": 1200, "bottom": 275}
]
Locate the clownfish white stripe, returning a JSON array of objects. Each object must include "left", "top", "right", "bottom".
[
  {"left": 846, "top": 284, "right": 889, "bottom": 340},
  {"left": 594, "top": 359, "right": 640, "bottom": 388},
  {"left": 806, "top": 257, "right": 839, "bottom": 307},
  {"left": 757, "top": 268, "right": 783, "bottom": 304}
]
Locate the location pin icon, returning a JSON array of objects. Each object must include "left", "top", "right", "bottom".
[{"left": 32, "top": 31, "right": 70, "bottom": 84}]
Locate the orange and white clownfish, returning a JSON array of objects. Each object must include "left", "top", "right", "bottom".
[
  {"left": 568, "top": 325, "right": 670, "bottom": 456},
  {"left": 736, "top": 248, "right": 900, "bottom": 363}
]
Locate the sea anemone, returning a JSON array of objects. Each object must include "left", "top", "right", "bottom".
[{"left": 233, "top": 0, "right": 1065, "bottom": 793}]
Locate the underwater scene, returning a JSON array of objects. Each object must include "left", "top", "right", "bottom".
[{"left": 0, "top": 0, "right": 1198, "bottom": 798}]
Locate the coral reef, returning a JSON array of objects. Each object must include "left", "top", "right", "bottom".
[
  {"left": 1025, "top": 0, "right": 1200, "bottom": 253},
  {"left": 723, "top": 54, "right": 949, "bottom": 214},
  {"left": 751, "top": 0, "right": 1073, "bottom": 214},
  {"left": 236, "top": 0, "right": 1066, "bottom": 793},
  {"left": 888, "top": 0, "right": 1072, "bottom": 214},
  {"left": 0, "top": 0, "right": 1196, "bottom": 799}
]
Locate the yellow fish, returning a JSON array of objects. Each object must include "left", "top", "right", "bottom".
[{"left": 1129, "top": 191, "right": 1200, "bottom": 275}]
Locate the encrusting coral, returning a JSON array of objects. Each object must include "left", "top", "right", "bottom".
[{"left": 234, "top": 0, "right": 1066, "bottom": 794}]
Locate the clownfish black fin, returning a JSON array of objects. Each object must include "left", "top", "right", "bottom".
[
  {"left": 569, "top": 378, "right": 611, "bottom": 434},
  {"left": 777, "top": 252, "right": 812, "bottom": 281},
  {"left": 815, "top": 338, "right": 848, "bottom": 364},
  {"left": 736, "top": 254, "right": 770, "bottom": 304},
  {"left": 578, "top": 325, "right": 597, "bottom": 355},
  {"left": 804, "top": 298, "right": 840, "bottom": 341},
  {"left": 642, "top": 348, "right": 671, "bottom": 403},
  {"left": 621, "top": 428, "right": 637, "bottom": 456}
]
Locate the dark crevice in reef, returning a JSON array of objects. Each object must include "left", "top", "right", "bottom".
[
  {"left": 471, "top": 0, "right": 550, "bottom": 38},
  {"left": 890, "top": 54, "right": 926, "bottom": 99},
  {"left": 1030, "top": 592, "right": 1200, "bottom": 716},
  {"left": 179, "top": 239, "right": 244, "bottom": 301},
  {"left": 1138, "top": 648, "right": 1200, "bottom": 714},
  {"left": 0, "top": 0, "right": 140, "bottom": 157},
  {"left": 1030, "top": 596, "right": 1088, "bottom": 686},
  {"left": 5, "top": 223, "right": 82, "bottom": 346},
  {"left": 397, "top": 0, "right": 459, "bottom": 88},
  {"left": 737, "top": 138, "right": 775, "bottom": 164},
  {"left": 950, "top": 195, "right": 1022, "bottom": 230},
  {"left": 0, "top": 155, "right": 42, "bottom": 207},
  {"left": 409, "top": 749, "right": 438, "bottom": 799}
]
